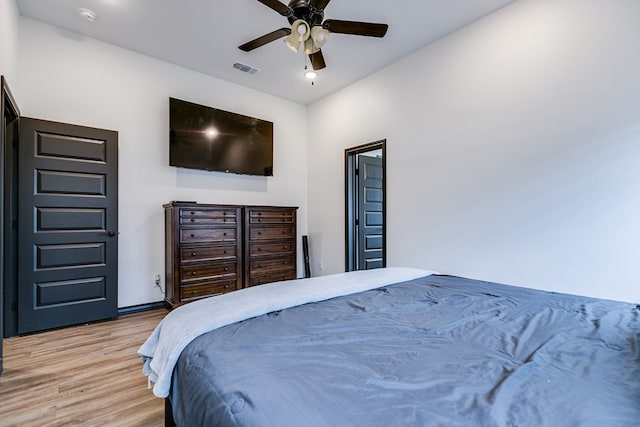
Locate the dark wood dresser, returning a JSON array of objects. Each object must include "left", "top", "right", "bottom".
[
  {"left": 244, "top": 206, "right": 298, "bottom": 287},
  {"left": 164, "top": 203, "right": 243, "bottom": 308},
  {"left": 164, "top": 202, "right": 298, "bottom": 308}
]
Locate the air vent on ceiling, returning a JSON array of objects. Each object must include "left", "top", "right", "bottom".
[{"left": 233, "top": 62, "right": 260, "bottom": 75}]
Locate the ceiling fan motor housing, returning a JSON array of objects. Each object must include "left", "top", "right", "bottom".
[{"left": 287, "top": 0, "right": 324, "bottom": 25}]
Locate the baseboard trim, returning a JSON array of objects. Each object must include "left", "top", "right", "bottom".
[{"left": 118, "top": 301, "right": 166, "bottom": 316}]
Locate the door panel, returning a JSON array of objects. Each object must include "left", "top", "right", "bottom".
[
  {"left": 37, "top": 207, "right": 106, "bottom": 231},
  {"left": 357, "top": 155, "right": 383, "bottom": 270},
  {"left": 18, "top": 118, "right": 118, "bottom": 334}
]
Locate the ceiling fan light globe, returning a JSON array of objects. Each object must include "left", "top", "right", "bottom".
[
  {"left": 303, "top": 39, "right": 320, "bottom": 55},
  {"left": 310, "top": 27, "right": 329, "bottom": 49},
  {"left": 291, "top": 19, "right": 311, "bottom": 42},
  {"left": 284, "top": 33, "right": 301, "bottom": 53}
]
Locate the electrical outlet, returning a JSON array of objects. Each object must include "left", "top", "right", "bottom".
[{"left": 154, "top": 274, "right": 161, "bottom": 286}]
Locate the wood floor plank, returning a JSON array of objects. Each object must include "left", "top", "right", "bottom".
[{"left": 0, "top": 309, "right": 167, "bottom": 426}]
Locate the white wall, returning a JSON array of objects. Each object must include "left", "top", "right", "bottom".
[
  {"left": 307, "top": 0, "right": 640, "bottom": 303},
  {"left": 17, "top": 18, "right": 308, "bottom": 307},
  {"left": 0, "top": 0, "right": 20, "bottom": 91}
]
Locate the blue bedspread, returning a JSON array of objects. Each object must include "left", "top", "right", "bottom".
[{"left": 171, "top": 275, "right": 640, "bottom": 426}]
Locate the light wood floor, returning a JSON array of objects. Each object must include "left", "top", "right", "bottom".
[{"left": 0, "top": 309, "right": 168, "bottom": 426}]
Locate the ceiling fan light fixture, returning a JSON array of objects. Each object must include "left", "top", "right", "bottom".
[
  {"left": 284, "top": 34, "right": 301, "bottom": 53},
  {"left": 304, "top": 26, "right": 329, "bottom": 54},
  {"left": 284, "top": 19, "right": 311, "bottom": 53},
  {"left": 310, "top": 26, "right": 329, "bottom": 48},
  {"left": 303, "top": 38, "right": 319, "bottom": 55},
  {"left": 291, "top": 19, "right": 310, "bottom": 42},
  {"left": 305, "top": 70, "right": 317, "bottom": 80}
]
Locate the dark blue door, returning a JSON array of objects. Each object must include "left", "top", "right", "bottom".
[
  {"left": 357, "top": 155, "right": 383, "bottom": 270},
  {"left": 18, "top": 118, "right": 118, "bottom": 334}
]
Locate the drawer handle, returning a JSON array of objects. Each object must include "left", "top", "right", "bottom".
[
  {"left": 282, "top": 231, "right": 286, "bottom": 234},
  {"left": 190, "top": 218, "right": 195, "bottom": 222},
  {"left": 257, "top": 248, "right": 262, "bottom": 252},
  {"left": 191, "top": 271, "right": 197, "bottom": 276},
  {"left": 191, "top": 211, "right": 195, "bottom": 215},
  {"left": 258, "top": 212, "right": 262, "bottom": 216},
  {"left": 223, "top": 219, "right": 227, "bottom": 223},
  {"left": 191, "top": 252, "right": 197, "bottom": 257},
  {"left": 223, "top": 250, "right": 228, "bottom": 254},
  {"left": 282, "top": 276, "right": 286, "bottom": 280},
  {"left": 223, "top": 232, "right": 227, "bottom": 236},
  {"left": 224, "top": 284, "right": 230, "bottom": 289},
  {"left": 258, "top": 264, "right": 262, "bottom": 268},
  {"left": 257, "top": 231, "right": 262, "bottom": 235},
  {"left": 283, "top": 246, "right": 287, "bottom": 249},
  {"left": 283, "top": 261, "right": 286, "bottom": 265},
  {"left": 190, "top": 234, "right": 195, "bottom": 238},
  {"left": 282, "top": 218, "right": 285, "bottom": 222},
  {"left": 224, "top": 267, "right": 229, "bottom": 271},
  {"left": 258, "top": 218, "right": 262, "bottom": 222}
]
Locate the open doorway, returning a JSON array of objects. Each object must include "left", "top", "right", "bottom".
[
  {"left": 345, "top": 140, "right": 386, "bottom": 272},
  {"left": 1, "top": 76, "right": 20, "bottom": 370}
]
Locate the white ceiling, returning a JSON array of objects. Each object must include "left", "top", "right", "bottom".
[{"left": 16, "top": 0, "right": 516, "bottom": 105}]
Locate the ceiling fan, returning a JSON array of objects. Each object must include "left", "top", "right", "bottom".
[{"left": 239, "top": 0, "right": 389, "bottom": 71}]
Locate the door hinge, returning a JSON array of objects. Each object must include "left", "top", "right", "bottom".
[{"left": 355, "top": 168, "right": 359, "bottom": 176}]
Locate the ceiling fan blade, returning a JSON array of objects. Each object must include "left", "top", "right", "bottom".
[
  {"left": 239, "top": 28, "right": 292, "bottom": 52},
  {"left": 323, "top": 20, "right": 389, "bottom": 38},
  {"left": 309, "top": 50, "right": 327, "bottom": 70},
  {"left": 309, "top": 0, "right": 332, "bottom": 11},
  {"left": 256, "top": 0, "right": 294, "bottom": 17}
]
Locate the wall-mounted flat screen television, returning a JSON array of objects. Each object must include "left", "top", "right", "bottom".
[{"left": 169, "top": 97, "right": 274, "bottom": 176}]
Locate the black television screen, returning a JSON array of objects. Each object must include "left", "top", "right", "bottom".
[{"left": 169, "top": 97, "right": 273, "bottom": 176}]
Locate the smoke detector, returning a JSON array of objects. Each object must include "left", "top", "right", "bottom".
[{"left": 77, "top": 8, "right": 97, "bottom": 22}]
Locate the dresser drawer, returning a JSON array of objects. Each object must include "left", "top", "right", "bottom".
[
  {"left": 248, "top": 208, "right": 295, "bottom": 224},
  {"left": 180, "top": 228, "right": 236, "bottom": 244},
  {"left": 180, "top": 245, "right": 237, "bottom": 263},
  {"left": 180, "top": 208, "right": 237, "bottom": 223},
  {"left": 250, "top": 257, "right": 295, "bottom": 275},
  {"left": 249, "top": 225, "right": 294, "bottom": 241},
  {"left": 180, "top": 209, "right": 237, "bottom": 226},
  {"left": 248, "top": 270, "right": 296, "bottom": 287},
  {"left": 180, "top": 280, "right": 238, "bottom": 301},
  {"left": 250, "top": 241, "right": 294, "bottom": 257},
  {"left": 180, "top": 262, "right": 237, "bottom": 283}
]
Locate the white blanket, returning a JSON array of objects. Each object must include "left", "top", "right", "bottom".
[{"left": 138, "top": 267, "right": 434, "bottom": 398}]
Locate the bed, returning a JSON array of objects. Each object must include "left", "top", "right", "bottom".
[{"left": 139, "top": 268, "right": 640, "bottom": 426}]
